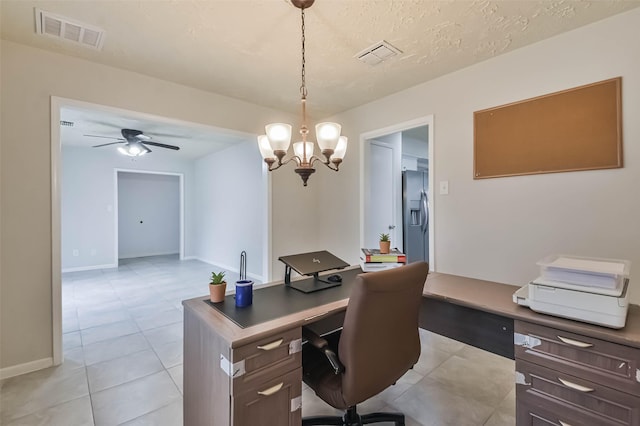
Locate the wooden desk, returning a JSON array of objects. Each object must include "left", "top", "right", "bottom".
[{"left": 183, "top": 270, "right": 640, "bottom": 426}]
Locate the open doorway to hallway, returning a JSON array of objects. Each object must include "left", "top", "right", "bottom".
[
  {"left": 52, "top": 97, "right": 271, "bottom": 365},
  {"left": 361, "top": 116, "right": 434, "bottom": 269}
]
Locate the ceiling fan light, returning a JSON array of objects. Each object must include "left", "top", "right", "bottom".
[
  {"left": 265, "top": 123, "right": 292, "bottom": 152},
  {"left": 117, "top": 146, "right": 131, "bottom": 156},
  {"left": 315, "top": 122, "right": 341, "bottom": 151},
  {"left": 117, "top": 142, "right": 150, "bottom": 157}
]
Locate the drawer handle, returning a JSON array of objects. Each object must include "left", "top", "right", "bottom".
[
  {"left": 559, "top": 421, "right": 574, "bottom": 426},
  {"left": 257, "top": 339, "right": 284, "bottom": 351},
  {"left": 558, "top": 378, "right": 594, "bottom": 393},
  {"left": 257, "top": 382, "right": 283, "bottom": 396},
  {"left": 556, "top": 336, "right": 593, "bottom": 348}
]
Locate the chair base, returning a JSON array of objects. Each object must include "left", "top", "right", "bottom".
[{"left": 303, "top": 405, "right": 405, "bottom": 426}]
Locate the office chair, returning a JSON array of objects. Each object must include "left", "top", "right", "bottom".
[{"left": 302, "top": 261, "right": 429, "bottom": 426}]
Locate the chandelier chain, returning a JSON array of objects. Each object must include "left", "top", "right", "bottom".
[{"left": 300, "top": 7, "right": 307, "bottom": 99}]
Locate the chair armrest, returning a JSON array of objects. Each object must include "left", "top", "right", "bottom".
[
  {"left": 302, "top": 326, "right": 329, "bottom": 350},
  {"left": 302, "top": 326, "right": 344, "bottom": 375}
]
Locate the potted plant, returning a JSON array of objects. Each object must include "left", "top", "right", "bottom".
[
  {"left": 209, "top": 271, "right": 227, "bottom": 303},
  {"left": 379, "top": 233, "right": 391, "bottom": 254}
]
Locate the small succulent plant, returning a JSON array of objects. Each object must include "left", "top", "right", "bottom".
[{"left": 210, "top": 271, "right": 226, "bottom": 285}]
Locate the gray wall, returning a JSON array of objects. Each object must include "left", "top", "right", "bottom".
[
  {"left": 0, "top": 39, "right": 305, "bottom": 372},
  {"left": 317, "top": 9, "right": 640, "bottom": 303},
  {"left": 194, "top": 140, "right": 265, "bottom": 280}
]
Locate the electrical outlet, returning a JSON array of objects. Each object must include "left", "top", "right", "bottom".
[
  {"left": 72, "top": 249, "right": 79, "bottom": 257},
  {"left": 91, "top": 249, "right": 97, "bottom": 256},
  {"left": 439, "top": 181, "right": 449, "bottom": 195}
]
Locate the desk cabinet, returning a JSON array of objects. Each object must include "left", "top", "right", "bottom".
[
  {"left": 230, "top": 328, "right": 302, "bottom": 425},
  {"left": 515, "top": 320, "right": 640, "bottom": 426},
  {"left": 184, "top": 307, "right": 303, "bottom": 426}
]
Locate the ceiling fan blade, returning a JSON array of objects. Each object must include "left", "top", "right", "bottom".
[
  {"left": 147, "top": 132, "right": 187, "bottom": 139},
  {"left": 143, "top": 141, "right": 180, "bottom": 150},
  {"left": 92, "top": 141, "right": 126, "bottom": 148},
  {"left": 85, "top": 134, "right": 125, "bottom": 140}
]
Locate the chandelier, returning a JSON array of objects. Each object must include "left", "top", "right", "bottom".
[{"left": 257, "top": 0, "right": 347, "bottom": 186}]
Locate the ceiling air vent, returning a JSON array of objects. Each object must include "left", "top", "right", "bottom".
[
  {"left": 355, "top": 40, "right": 402, "bottom": 66},
  {"left": 35, "top": 8, "right": 105, "bottom": 50},
  {"left": 60, "top": 120, "right": 74, "bottom": 127}
]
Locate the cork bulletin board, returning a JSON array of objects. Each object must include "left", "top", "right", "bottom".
[{"left": 473, "top": 77, "right": 622, "bottom": 179}]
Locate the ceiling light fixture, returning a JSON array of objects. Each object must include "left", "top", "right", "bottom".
[
  {"left": 257, "top": 0, "right": 347, "bottom": 186},
  {"left": 118, "top": 142, "right": 150, "bottom": 157}
]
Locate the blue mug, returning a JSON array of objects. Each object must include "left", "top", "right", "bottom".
[{"left": 235, "top": 280, "right": 253, "bottom": 308}]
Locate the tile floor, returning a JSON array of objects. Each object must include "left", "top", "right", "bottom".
[{"left": 0, "top": 255, "right": 516, "bottom": 426}]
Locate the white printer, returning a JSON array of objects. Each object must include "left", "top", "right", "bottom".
[{"left": 513, "top": 255, "right": 631, "bottom": 329}]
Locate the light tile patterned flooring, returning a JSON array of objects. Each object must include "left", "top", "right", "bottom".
[{"left": 0, "top": 255, "right": 516, "bottom": 425}]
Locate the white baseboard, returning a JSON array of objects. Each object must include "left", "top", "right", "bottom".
[
  {"left": 195, "top": 257, "right": 264, "bottom": 282},
  {"left": 0, "top": 357, "right": 54, "bottom": 379},
  {"left": 181, "top": 256, "right": 197, "bottom": 261},
  {"left": 118, "top": 251, "right": 179, "bottom": 260},
  {"left": 61, "top": 263, "right": 117, "bottom": 273}
]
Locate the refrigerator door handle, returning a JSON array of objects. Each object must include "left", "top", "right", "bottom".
[{"left": 420, "top": 191, "right": 429, "bottom": 234}]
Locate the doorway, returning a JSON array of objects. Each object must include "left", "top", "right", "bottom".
[
  {"left": 51, "top": 96, "right": 271, "bottom": 365},
  {"left": 360, "top": 116, "right": 434, "bottom": 269},
  {"left": 116, "top": 170, "right": 184, "bottom": 262}
]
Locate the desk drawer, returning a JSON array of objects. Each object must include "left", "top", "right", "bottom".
[
  {"left": 232, "top": 368, "right": 302, "bottom": 426},
  {"left": 516, "top": 359, "right": 640, "bottom": 426},
  {"left": 232, "top": 327, "right": 302, "bottom": 394},
  {"left": 515, "top": 321, "right": 640, "bottom": 396},
  {"left": 517, "top": 395, "right": 622, "bottom": 426}
]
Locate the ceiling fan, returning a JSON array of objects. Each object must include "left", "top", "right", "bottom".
[{"left": 87, "top": 128, "right": 180, "bottom": 156}]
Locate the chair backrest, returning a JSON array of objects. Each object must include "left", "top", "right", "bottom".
[{"left": 338, "top": 261, "right": 429, "bottom": 406}]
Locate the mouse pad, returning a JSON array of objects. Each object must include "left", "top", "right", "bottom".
[{"left": 204, "top": 268, "right": 361, "bottom": 328}]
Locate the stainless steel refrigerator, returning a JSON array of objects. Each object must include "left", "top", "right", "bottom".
[{"left": 402, "top": 171, "right": 429, "bottom": 263}]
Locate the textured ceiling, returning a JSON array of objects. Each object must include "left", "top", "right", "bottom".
[{"left": 2, "top": 0, "right": 640, "bottom": 119}]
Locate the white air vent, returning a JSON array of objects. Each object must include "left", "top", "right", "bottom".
[
  {"left": 35, "top": 8, "right": 105, "bottom": 50},
  {"left": 355, "top": 40, "right": 402, "bottom": 66}
]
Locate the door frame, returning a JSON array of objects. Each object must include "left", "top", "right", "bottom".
[
  {"left": 114, "top": 169, "right": 185, "bottom": 262},
  {"left": 359, "top": 115, "right": 435, "bottom": 270}
]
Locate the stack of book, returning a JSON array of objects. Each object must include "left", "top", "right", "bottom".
[{"left": 360, "top": 248, "right": 406, "bottom": 272}]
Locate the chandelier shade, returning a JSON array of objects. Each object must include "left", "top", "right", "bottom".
[
  {"left": 257, "top": 0, "right": 347, "bottom": 186},
  {"left": 331, "top": 136, "right": 348, "bottom": 161},
  {"left": 265, "top": 123, "right": 292, "bottom": 152},
  {"left": 293, "top": 141, "right": 314, "bottom": 161}
]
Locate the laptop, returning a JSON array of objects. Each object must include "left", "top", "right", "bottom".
[{"left": 279, "top": 250, "right": 350, "bottom": 293}]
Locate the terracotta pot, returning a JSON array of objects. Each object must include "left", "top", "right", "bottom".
[
  {"left": 209, "top": 282, "right": 227, "bottom": 303},
  {"left": 379, "top": 241, "right": 391, "bottom": 254}
]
